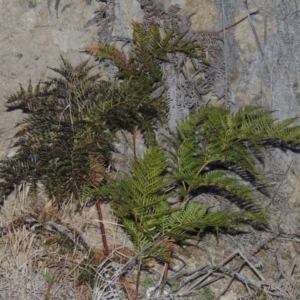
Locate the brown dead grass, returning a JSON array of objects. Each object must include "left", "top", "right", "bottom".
[{"left": 0, "top": 165, "right": 300, "bottom": 300}]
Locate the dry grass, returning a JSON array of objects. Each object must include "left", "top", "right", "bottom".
[
  {"left": 0, "top": 174, "right": 300, "bottom": 300},
  {"left": 0, "top": 185, "right": 91, "bottom": 300},
  {"left": 0, "top": 227, "right": 91, "bottom": 300},
  {"left": 0, "top": 183, "right": 135, "bottom": 300}
]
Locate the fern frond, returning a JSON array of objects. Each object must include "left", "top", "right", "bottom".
[
  {"left": 133, "top": 22, "right": 147, "bottom": 53},
  {"left": 6, "top": 80, "right": 45, "bottom": 112},
  {"left": 104, "top": 146, "right": 268, "bottom": 262},
  {"left": 171, "top": 105, "right": 300, "bottom": 223}
]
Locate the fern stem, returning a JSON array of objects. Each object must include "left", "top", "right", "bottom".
[
  {"left": 196, "top": 160, "right": 213, "bottom": 178},
  {"left": 161, "top": 262, "right": 169, "bottom": 295},
  {"left": 95, "top": 195, "right": 109, "bottom": 256},
  {"left": 135, "top": 258, "right": 142, "bottom": 300},
  {"left": 183, "top": 160, "right": 213, "bottom": 202},
  {"left": 133, "top": 126, "right": 138, "bottom": 161},
  {"left": 44, "top": 280, "right": 53, "bottom": 300},
  {"left": 85, "top": 170, "right": 109, "bottom": 256}
]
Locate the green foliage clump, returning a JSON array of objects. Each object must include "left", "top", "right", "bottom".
[
  {"left": 1, "top": 59, "right": 113, "bottom": 201},
  {"left": 0, "top": 24, "right": 196, "bottom": 203},
  {"left": 98, "top": 106, "right": 300, "bottom": 261},
  {"left": 88, "top": 23, "right": 204, "bottom": 142},
  {"left": 0, "top": 23, "right": 202, "bottom": 203},
  {"left": 101, "top": 147, "right": 252, "bottom": 261},
  {"left": 173, "top": 105, "right": 300, "bottom": 215}
]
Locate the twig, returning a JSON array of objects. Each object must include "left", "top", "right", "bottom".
[
  {"left": 215, "top": 10, "right": 259, "bottom": 35},
  {"left": 177, "top": 233, "right": 277, "bottom": 298},
  {"left": 173, "top": 265, "right": 210, "bottom": 287},
  {"left": 237, "top": 249, "right": 266, "bottom": 281},
  {"left": 288, "top": 9, "right": 300, "bottom": 19},
  {"left": 221, "top": 0, "right": 228, "bottom": 105},
  {"left": 148, "top": 263, "right": 169, "bottom": 298},
  {"left": 266, "top": 160, "right": 293, "bottom": 210},
  {"left": 179, "top": 249, "right": 241, "bottom": 294},
  {"left": 216, "top": 260, "right": 246, "bottom": 299},
  {"left": 243, "top": 0, "right": 264, "bottom": 58},
  {"left": 216, "top": 234, "right": 278, "bottom": 299},
  {"left": 177, "top": 273, "right": 224, "bottom": 297}
]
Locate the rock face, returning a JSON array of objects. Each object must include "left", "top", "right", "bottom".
[{"left": 0, "top": 1, "right": 298, "bottom": 123}]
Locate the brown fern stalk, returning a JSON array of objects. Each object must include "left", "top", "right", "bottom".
[
  {"left": 161, "top": 262, "right": 169, "bottom": 295},
  {"left": 160, "top": 237, "right": 175, "bottom": 294},
  {"left": 44, "top": 281, "right": 53, "bottom": 300},
  {"left": 132, "top": 126, "right": 138, "bottom": 162},
  {"left": 135, "top": 258, "right": 142, "bottom": 300},
  {"left": 92, "top": 168, "right": 109, "bottom": 256},
  {"left": 82, "top": 170, "right": 109, "bottom": 256},
  {"left": 95, "top": 195, "right": 109, "bottom": 256}
]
